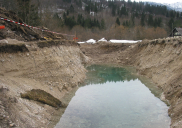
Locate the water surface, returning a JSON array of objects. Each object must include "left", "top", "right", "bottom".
[{"left": 55, "top": 65, "right": 170, "bottom": 128}]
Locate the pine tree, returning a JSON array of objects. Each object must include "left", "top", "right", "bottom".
[
  {"left": 63, "top": 0, "right": 71, "bottom": 3},
  {"left": 131, "top": 13, "right": 135, "bottom": 26},
  {"left": 112, "top": 5, "right": 116, "bottom": 16},
  {"left": 17, "top": 0, "right": 31, "bottom": 23},
  {"left": 94, "top": 3, "right": 98, "bottom": 13},
  {"left": 116, "top": 17, "right": 120, "bottom": 25},
  {"left": 147, "top": 14, "right": 153, "bottom": 26},
  {"left": 100, "top": 19, "right": 105, "bottom": 30},
  {"left": 168, "top": 18, "right": 174, "bottom": 30},
  {"left": 29, "top": 4, "right": 40, "bottom": 26},
  {"left": 140, "top": 12, "right": 145, "bottom": 26},
  {"left": 176, "top": 12, "right": 179, "bottom": 18},
  {"left": 69, "top": 4, "right": 74, "bottom": 13}
]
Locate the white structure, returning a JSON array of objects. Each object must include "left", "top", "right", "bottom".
[
  {"left": 109, "top": 40, "right": 142, "bottom": 43},
  {"left": 90, "top": 11, "right": 95, "bottom": 16},
  {"left": 86, "top": 39, "right": 96, "bottom": 44},
  {"left": 98, "top": 38, "right": 107, "bottom": 42}
]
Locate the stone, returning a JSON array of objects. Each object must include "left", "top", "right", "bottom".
[
  {"left": 9, "top": 123, "right": 15, "bottom": 127},
  {"left": 0, "top": 39, "right": 8, "bottom": 44},
  {"left": 33, "top": 110, "right": 39, "bottom": 115}
]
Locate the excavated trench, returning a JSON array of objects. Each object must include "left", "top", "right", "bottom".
[
  {"left": 54, "top": 65, "right": 171, "bottom": 128},
  {"left": 80, "top": 38, "right": 182, "bottom": 128}
]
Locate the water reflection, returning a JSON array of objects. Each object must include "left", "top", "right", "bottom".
[
  {"left": 55, "top": 65, "right": 171, "bottom": 128},
  {"left": 85, "top": 65, "right": 137, "bottom": 85}
]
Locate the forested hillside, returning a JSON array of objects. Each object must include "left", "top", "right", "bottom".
[{"left": 1, "top": 0, "right": 182, "bottom": 40}]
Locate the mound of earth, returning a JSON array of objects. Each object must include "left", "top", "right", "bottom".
[{"left": 0, "top": 7, "right": 65, "bottom": 41}]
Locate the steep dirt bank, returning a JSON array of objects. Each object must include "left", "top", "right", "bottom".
[
  {"left": 0, "top": 39, "right": 89, "bottom": 128},
  {"left": 129, "top": 38, "right": 182, "bottom": 128},
  {"left": 80, "top": 37, "right": 182, "bottom": 128}
]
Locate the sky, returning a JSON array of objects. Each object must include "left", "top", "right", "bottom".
[{"left": 131, "top": 0, "right": 181, "bottom": 4}]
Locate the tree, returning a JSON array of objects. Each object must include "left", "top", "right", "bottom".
[
  {"left": 64, "top": 16, "right": 76, "bottom": 29},
  {"left": 140, "top": 12, "right": 145, "bottom": 26},
  {"left": 63, "top": 0, "right": 71, "bottom": 3},
  {"left": 168, "top": 18, "right": 174, "bottom": 31},
  {"left": 112, "top": 5, "right": 116, "bottom": 16},
  {"left": 29, "top": 4, "right": 40, "bottom": 26},
  {"left": 17, "top": 0, "right": 31, "bottom": 23},
  {"left": 94, "top": 3, "right": 98, "bottom": 13},
  {"left": 69, "top": 4, "right": 74, "bottom": 13},
  {"left": 176, "top": 12, "right": 179, "bottom": 18},
  {"left": 116, "top": 17, "right": 120, "bottom": 25},
  {"left": 131, "top": 13, "right": 135, "bottom": 26},
  {"left": 120, "top": 5, "right": 128, "bottom": 17},
  {"left": 147, "top": 14, "right": 153, "bottom": 26},
  {"left": 166, "top": 11, "right": 169, "bottom": 17},
  {"left": 2, "top": 0, "right": 17, "bottom": 11},
  {"left": 100, "top": 19, "right": 105, "bottom": 30}
]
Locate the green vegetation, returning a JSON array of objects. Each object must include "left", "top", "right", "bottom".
[
  {"left": 116, "top": 17, "right": 120, "bottom": 25},
  {"left": 1, "top": 0, "right": 182, "bottom": 40}
]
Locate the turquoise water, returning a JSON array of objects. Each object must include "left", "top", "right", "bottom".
[{"left": 55, "top": 65, "right": 171, "bottom": 128}]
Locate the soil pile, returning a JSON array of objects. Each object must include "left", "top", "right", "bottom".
[
  {"left": 0, "top": 7, "right": 64, "bottom": 41},
  {"left": 80, "top": 37, "right": 182, "bottom": 128}
]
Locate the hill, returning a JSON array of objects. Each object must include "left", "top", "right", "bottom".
[{"left": 1, "top": 0, "right": 182, "bottom": 40}]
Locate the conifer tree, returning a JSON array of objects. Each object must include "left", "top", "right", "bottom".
[
  {"left": 116, "top": 17, "right": 120, "bottom": 25},
  {"left": 100, "top": 19, "right": 105, "bottom": 30},
  {"left": 147, "top": 14, "right": 153, "bottom": 26},
  {"left": 69, "top": 4, "right": 74, "bottom": 13},
  {"left": 140, "top": 12, "right": 145, "bottom": 26},
  {"left": 17, "top": 0, "right": 31, "bottom": 23}
]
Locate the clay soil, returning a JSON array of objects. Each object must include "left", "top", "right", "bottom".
[{"left": 80, "top": 38, "right": 182, "bottom": 128}]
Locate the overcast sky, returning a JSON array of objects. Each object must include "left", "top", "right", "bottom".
[{"left": 131, "top": 0, "right": 181, "bottom": 4}]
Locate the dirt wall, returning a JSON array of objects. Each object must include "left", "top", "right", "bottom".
[
  {"left": 129, "top": 37, "right": 182, "bottom": 128},
  {"left": 0, "top": 40, "right": 89, "bottom": 128}
]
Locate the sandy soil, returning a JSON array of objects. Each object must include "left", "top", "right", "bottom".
[
  {"left": 80, "top": 37, "right": 182, "bottom": 128},
  {"left": 0, "top": 40, "right": 89, "bottom": 128}
]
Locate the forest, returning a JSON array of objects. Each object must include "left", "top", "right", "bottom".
[{"left": 1, "top": 0, "right": 182, "bottom": 40}]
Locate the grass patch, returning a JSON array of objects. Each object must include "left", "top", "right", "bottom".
[{"left": 21, "top": 89, "right": 62, "bottom": 108}]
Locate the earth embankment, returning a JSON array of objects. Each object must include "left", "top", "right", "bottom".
[
  {"left": 0, "top": 39, "right": 89, "bottom": 128},
  {"left": 80, "top": 37, "right": 182, "bottom": 128}
]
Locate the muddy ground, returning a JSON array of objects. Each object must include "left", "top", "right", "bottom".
[{"left": 80, "top": 38, "right": 182, "bottom": 128}]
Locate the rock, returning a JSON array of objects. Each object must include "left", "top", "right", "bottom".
[
  {"left": 0, "top": 39, "right": 8, "bottom": 44},
  {"left": 9, "top": 123, "right": 15, "bottom": 127},
  {"left": 33, "top": 110, "right": 39, "bottom": 115},
  {"left": 0, "top": 59, "right": 4, "bottom": 62}
]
